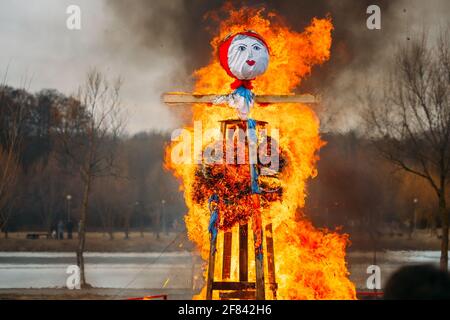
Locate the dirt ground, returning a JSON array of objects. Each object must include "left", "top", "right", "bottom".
[
  {"left": 347, "top": 229, "right": 443, "bottom": 251},
  {"left": 0, "top": 231, "right": 194, "bottom": 252},
  {"left": 0, "top": 230, "right": 442, "bottom": 252},
  {"left": 0, "top": 288, "right": 195, "bottom": 300}
]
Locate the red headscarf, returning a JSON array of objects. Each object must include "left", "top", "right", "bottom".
[{"left": 218, "top": 31, "right": 269, "bottom": 90}]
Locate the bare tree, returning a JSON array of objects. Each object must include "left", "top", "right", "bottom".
[
  {"left": 363, "top": 29, "right": 450, "bottom": 270},
  {"left": 0, "top": 83, "right": 27, "bottom": 235},
  {"left": 57, "top": 69, "right": 125, "bottom": 287},
  {"left": 30, "top": 155, "right": 63, "bottom": 235},
  {"left": 119, "top": 152, "right": 136, "bottom": 240},
  {"left": 92, "top": 174, "right": 130, "bottom": 241},
  {"left": 0, "top": 147, "right": 20, "bottom": 235}
]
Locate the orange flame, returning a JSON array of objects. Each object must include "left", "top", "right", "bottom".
[{"left": 164, "top": 6, "right": 356, "bottom": 300}]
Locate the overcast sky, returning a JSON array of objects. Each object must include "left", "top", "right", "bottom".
[
  {"left": 1, "top": 0, "right": 449, "bottom": 134},
  {"left": 0, "top": 0, "right": 184, "bottom": 134}
]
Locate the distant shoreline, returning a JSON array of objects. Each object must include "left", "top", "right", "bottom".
[
  {"left": 0, "top": 288, "right": 195, "bottom": 300},
  {"left": 0, "top": 231, "right": 193, "bottom": 252},
  {"left": 0, "top": 230, "right": 443, "bottom": 252}
]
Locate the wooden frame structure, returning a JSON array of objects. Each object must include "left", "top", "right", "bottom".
[
  {"left": 162, "top": 92, "right": 319, "bottom": 300},
  {"left": 162, "top": 92, "right": 319, "bottom": 106},
  {"left": 205, "top": 119, "right": 277, "bottom": 300}
]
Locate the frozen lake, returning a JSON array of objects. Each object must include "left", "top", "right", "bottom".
[
  {"left": 0, "top": 251, "right": 443, "bottom": 291},
  {"left": 0, "top": 252, "right": 204, "bottom": 290}
]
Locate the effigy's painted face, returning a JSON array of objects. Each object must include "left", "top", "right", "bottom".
[{"left": 227, "top": 35, "right": 269, "bottom": 80}]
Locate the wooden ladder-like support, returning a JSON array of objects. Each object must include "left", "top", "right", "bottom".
[
  {"left": 205, "top": 119, "right": 277, "bottom": 300},
  {"left": 205, "top": 222, "right": 277, "bottom": 300}
]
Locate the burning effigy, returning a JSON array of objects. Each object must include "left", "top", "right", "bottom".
[{"left": 164, "top": 7, "right": 356, "bottom": 300}]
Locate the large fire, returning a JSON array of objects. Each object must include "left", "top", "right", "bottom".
[{"left": 164, "top": 7, "right": 356, "bottom": 300}]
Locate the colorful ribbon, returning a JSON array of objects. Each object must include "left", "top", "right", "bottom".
[
  {"left": 247, "top": 118, "right": 260, "bottom": 194},
  {"left": 230, "top": 79, "right": 253, "bottom": 90},
  {"left": 208, "top": 194, "right": 219, "bottom": 242}
]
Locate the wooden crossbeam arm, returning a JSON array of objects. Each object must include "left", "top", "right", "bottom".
[
  {"left": 212, "top": 281, "right": 256, "bottom": 290},
  {"left": 162, "top": 92, "right": 320, "bottom": 105},
  {"left": 219, "top": 290, "right": 256, "bottom": 300}
]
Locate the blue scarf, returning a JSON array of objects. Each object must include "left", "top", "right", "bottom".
[
  {"left": 247, "top": 118, "right": 260, "bottom": 194},
  {"left": 233, "top": 86, "right": 254, "bottom": 107},
  {"left": 208, "top": 194, "right": 219, "bottom": 242}
]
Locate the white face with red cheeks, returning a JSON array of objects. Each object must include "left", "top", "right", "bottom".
[{"left": 227, "top": 35, "right": 269, "bottom": 80}]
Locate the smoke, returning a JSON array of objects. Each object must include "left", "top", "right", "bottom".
[
  {"left": 101, "top": 1, "right": 449, "bottom": 244},
  {"left": 106, "top": 0, "right": 393, "bottom": 79},
  {"left": 104, "top": 0, "right": 450, "bottom": 132}
]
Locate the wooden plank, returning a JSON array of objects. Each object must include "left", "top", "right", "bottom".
[
  {"left": 162, "top": 92, "right": 319, "bottom": 105},
  {"left": 219, "top": 290, "right": 256, "bottom": 300},
  {"left": 222, "top": 231, "right": 232, "bottom": 279},
  {"left": 254, "top": 225, "right": 266, "bottom": 300},
  {"left": 239, "top": 224, "right": 248, "bottom": 282},
  {"left": 206, "top": 233, "right": 218, "bottom": 300},
  {"left": 265, "top": 223, "right": 277, "bottom": 300},
  {"left": 219, "top": 119, "right": 267, "bottom": 125},
  {"left": 212, "top": 281, "right": 255, "bottom": 290}
]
